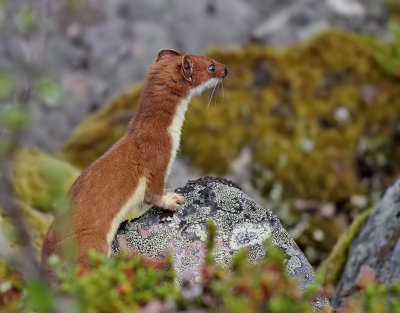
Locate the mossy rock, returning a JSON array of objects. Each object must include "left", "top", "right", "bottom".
[
  {"left": 317, "top": 208, "right": 372, "bottom": 285},
  {"left": 59, "top": 31, "right": 400, "bottom": 204},
  {"left": 11, "top": 148, "right": 80, "bottom": 212},
  {"left": 58, "top": 31, "right": 400, "bottom": 264},
  {"left": 193, "top": 32, "right": 400, "bottom": 203},
  {"left": 0, "top": 204, "right": 52, "bottom": 258}
]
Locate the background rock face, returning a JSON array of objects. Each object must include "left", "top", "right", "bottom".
[
  {"left": 112, "top": 177, "right": 331, "bottom": 310},
  {"left": 0, "top": 0, "right": 390, "bottom": 151},
  {"left": 332, "top": 180, "right": 400, "bottom": 308}
]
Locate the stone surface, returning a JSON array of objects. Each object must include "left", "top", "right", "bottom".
[
  {"left": 0, "top": 0, "right": 390, "bottom": 151},
  {"left": 112, "top": 177, "right": 331, "bottom": 311},
  {"left": 250, "top": 0, "right": 389, "bottom": 45},
  {"left": 332, "top": 180, "right": 400, "bottom": 308}
]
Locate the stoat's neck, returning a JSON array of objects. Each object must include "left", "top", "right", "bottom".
[
  {"left": 127, "top": 82, "right": 184, "bottom": 133},
  {"left": 165, "top": 95, "right": 190, "bottom": 177}
]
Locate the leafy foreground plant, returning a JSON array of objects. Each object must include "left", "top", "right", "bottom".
[{"left": 1, "top": 222, "right": 400, "bottom": 313}]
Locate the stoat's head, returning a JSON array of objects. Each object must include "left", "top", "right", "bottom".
[{"left": 153, "top": 49, "right": 228, "bottom": 98}]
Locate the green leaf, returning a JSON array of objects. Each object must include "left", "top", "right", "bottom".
[
  {"left": 0, "top": 0, "right": 5, "bottom": 29},
  {"left": 0, "top": 106, "right": 27, "bottom": 130},
  {"left": 35, "top": 78, "right": 62, "bottom": 107},
  {"left": 0, "top": 138, "right": 12, "bottom": 156},
  {"left": 65, "top": 0, "right": 86, "bottom": 9},
  {"left": 15, "top": 6, "right": 36, "bottom": 34},
  {"left": 389, "top": 19, "right": 400, "bottom": 42},
  {"left": 24, "top": 280, "right": 54, "bottom": 313},
  {"left": 0, "top": 72, "right": 16, "bottom": 97}
]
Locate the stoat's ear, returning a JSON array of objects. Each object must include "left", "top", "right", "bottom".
[
  {"left": 181, "top": 55, "right": 193, "bottom": 82},
  {"left": 155, "top": 49, "right": 182, "bottom": 62}
]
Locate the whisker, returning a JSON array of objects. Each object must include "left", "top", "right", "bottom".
[
  {"left": 214, "top": 84, "right": 218, "bottom": 107},
  {"left": 207, "top": 83, "right": 218, "bottom": 111},
  {"left": 221, "top": 79, "right": 225, "bottom": 99}
]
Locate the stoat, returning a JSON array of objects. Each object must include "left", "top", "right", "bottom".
[{"left": 41, "top": 49, "right": 228, "bottom": 268}]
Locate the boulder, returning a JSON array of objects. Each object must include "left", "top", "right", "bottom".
[
  {"left": 112, "top": 177, "right": 331, "bottom": 311},
  {"left": 332, "top": 180, "right": 400, "bottom": 308}
]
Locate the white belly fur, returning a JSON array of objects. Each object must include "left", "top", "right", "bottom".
[
  {"left": 106, "top": 176, "right": 148, "bottom": 253},
  {"left": 166, "top": 77, "right": 220, "bottom": 177},
  {"left": 166, "top": 98, "right": 189, "bottom": 177}
]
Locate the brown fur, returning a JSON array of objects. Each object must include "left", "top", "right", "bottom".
[{"left": 41, "top": 49, "right": 227, "bottom": 269}]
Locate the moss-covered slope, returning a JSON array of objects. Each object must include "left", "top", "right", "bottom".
[
  {"left": 60, "top": 32, "right": 400, "bottom": 204},
  {"left": 57, "top": 31, "right": 400, "bottom": 263}
]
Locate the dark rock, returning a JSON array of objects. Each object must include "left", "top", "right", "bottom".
[
  {"left": 332, "top": 180, "right": 400, "bottom": 308},
  {"left": 112, "top": 177, "right": 331, "bottom": 311}
]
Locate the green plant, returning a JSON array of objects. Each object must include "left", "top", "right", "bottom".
[
  {"left": 2, "top": 220, "right": 400, "bottom": 312},
  {"left": 375, "top": 20, "right": 400, "bottom": 78}
]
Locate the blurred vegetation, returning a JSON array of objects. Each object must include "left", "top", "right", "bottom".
[
  {"left": 0, "top": 259, "right": 23, "bottom": 312},
  {"left": 375, "top": 20, "right": 400, "bottom": 78},
  {"left": 58, "top": 30, "right": 400, "bottom": 264},
  {"left": 12, "top": 148, "right": 79, "bottom": 213},
  {"left": 2, "top": 222, "right": 400, "bottom": 312},
  {"left": 0, "top": 203, "right": 52, "bottom": 256}
]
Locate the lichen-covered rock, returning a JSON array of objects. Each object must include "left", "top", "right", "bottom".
[
  {"left": 112, "top": 177, "right": 331, "bottom": 311},
  {"left": 332, "top": 180, "right": 400, "bottom": 308},
  {"left": 11, "top": 148, "right": 80, "bottom": 212}
]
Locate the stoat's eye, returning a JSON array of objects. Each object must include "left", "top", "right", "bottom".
[{"left": 208, "top": 64, "right": 216, "bottom": 72}]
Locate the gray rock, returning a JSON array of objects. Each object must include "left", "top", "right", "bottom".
[
  {"left": 0, "top": 0, "right": 390, "bottom": 151},
  {"left": 112, "top": 177, "right": 331, "bottom": 311},
  {"left": 332, "top": 180, "right": 400, "bottom": 308},
  {"left": 250, "top": 0, "right": 389, "bottom": 46}
]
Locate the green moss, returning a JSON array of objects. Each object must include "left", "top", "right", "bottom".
[
  {"left": 11, "top": 147, "right": 80, "bottom": 212},
  {"left": 60, "top": 31, "right": 400, "bottom": 203},
  {"left": 297, "top": 213, "right": 346, "bottom": 265},
  {"left": 0, "top": 204, "right": 52, "bottom": 257},
  {"left": 59, "top": 84, "right": 142, "bottom": 169},
  {"left": 317, "top": 208, "right": 373, "bottom": 285},
  {"left": 194, "top": 32, "right": 400, "bottom": 203},
  {"left": 375, "top": 20, "right": 400, "bottom": 78},
  {"left": 18, "top": 202, "right": 52, "bottom": 255},
  {"left": 386, "top": 1, "right": 400, "bottom": 18},
  {"left": 58, "top": 31, "right": 400, "bottom": 264}
]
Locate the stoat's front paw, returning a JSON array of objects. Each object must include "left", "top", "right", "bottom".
[{"left": 160, "top": 192, "right": 184, "bottom": 211}]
